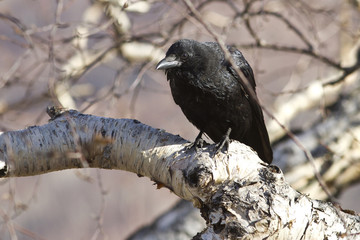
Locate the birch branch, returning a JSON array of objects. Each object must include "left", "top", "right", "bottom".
[{"left": 0, "top": 108, "right": 359, "bottom": 239}]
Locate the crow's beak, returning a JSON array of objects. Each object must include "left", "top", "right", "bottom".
[{"left": 156, "top": 55, "right": 182, "bottom": 70}]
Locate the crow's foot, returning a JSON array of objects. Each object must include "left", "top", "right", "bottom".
[
  {"left": 214, "top": 128, "right": 232, "bottom": 156},
  {"left": 186, "top": 131, "right": 204, "bottom": 152}
]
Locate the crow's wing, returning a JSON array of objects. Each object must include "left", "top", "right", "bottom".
[
  {"left": 227, "top": 46, "right": 257, "bottom": 89},
  {"left": 202, "top": 42, "right": 273, "bottom": 163},
  {"left": 227, "top": 46, "right": 273, "bottom": 164}
]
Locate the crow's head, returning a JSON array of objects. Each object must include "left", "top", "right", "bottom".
[{"left": 156, "top": 39, "right": 206, "bottom": 72}]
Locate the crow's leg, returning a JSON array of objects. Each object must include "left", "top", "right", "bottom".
[
  {"left": 215, "top": 127, "right": 232, "bottom": 155},
  {"left": 186, "top": 131, "right": 204, "bottom": 151}
]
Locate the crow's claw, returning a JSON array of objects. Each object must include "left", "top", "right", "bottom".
[
  {"left": 186, "top": 131, "right": 204, "bottom": 152},
  {"left": 214, "top": 128, "right": 232, "bottom": 156}
]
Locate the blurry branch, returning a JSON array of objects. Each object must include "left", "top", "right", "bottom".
[
  {"left": 237, "top": 5, "right": 360, "bottom": 83},
  {"left": 239, "top": 42, "right": 360, "bottom": 84},
  {"left": 0, "top": 108, "right": 359, "bottom": 239},
  {"left": 272, "top": 81, "right": 360, "bottom": 201},
  {"left": 285, "top": 148, "right": 360, "bottom": 201},
  {"left": 265, "top": 28, "right": 360, "bottom": 142},
  {"left": 1, "top": 0, "right": 359, "bottom": 126},
  {"left": 53, "top": 0, "right": 164, "bottom": 110},
  {"left": 127, "top": 200, "right": 206, "bottom": 240},
  {"left": 268, "top": 79, "right": 350, "bottom": 142},
  {"left": 1, "top": 1, "right": 164, "bottom": 114},
  {"left": 0, "top": 13, "right": 34, "bottom": 49},
  {"left": 241, "top": 42, "right": 342, "bottom": 70},
  {"left": 55, "top": 46, "right": 117, "bottom": 109}
]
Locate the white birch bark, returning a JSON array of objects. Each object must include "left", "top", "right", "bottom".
[{"left": 0, "top": 109, "right": 359, "bottom": 239}]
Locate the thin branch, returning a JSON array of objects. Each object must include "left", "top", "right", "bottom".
[
  {"left": 251, "top": 10, "right": 314, "bottom": 51},
  {"left": 239, "top": 42, "right": 343, "bottom": 70}
]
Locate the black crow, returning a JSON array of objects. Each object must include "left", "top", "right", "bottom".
[{"left": 156, "top": 39, "right": 273, "bottom": 164}]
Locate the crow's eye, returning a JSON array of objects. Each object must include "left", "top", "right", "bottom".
[{"left": 180, "top": 52, "right": 189, "bottom": 60}]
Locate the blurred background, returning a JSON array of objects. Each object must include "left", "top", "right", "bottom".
[{"left": 0, "top": 0, "right": 360, "bottom": 239}]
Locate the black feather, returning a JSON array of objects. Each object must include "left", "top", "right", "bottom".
[{"left": 157, "top": 39, "right": 273, "bottom": 163}]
